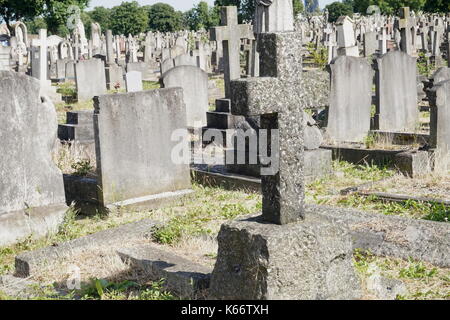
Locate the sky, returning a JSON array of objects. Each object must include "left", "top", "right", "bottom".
[{"left": 88, "top": 0, "right": 336, "bottom": 12}]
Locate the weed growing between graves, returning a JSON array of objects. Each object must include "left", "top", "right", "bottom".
[
  {"left": 52, "top": 142, "right": 96, "bottom": 176},
  {"left": 142, "top": 80, "right": 160, "bottom": 90},
  {"left": 306, "top": 161, "right": 449, "bottom": 222},
  {"left": 0, "top": 184, "right": 261, "bottom": 277},
  {"left": 353, "top": 249, "right": 450, "bottom": 300},
  {"left": 306, "top": 43, "right": 327, "bottom": 69}
]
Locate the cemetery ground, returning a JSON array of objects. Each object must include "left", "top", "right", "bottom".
[{"left": 0, "top": 160, "right": 448, "bottom": 300}]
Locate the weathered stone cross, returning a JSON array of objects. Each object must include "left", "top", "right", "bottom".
[
  {"left": 399, "top": 7, "right": 413, "bottom": 55},
  {"left": 31, "top": 29, "right": 48, "bottom": 86},
  {"left": 231, "top": 32, "right": 305, "bottom": 225},
  {"left": 210, "top": 6, "right": 253, "bottom": 98}
]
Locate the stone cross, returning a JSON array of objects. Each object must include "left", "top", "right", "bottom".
[
  {"left": 31, "top": 29, "right": 48, "bottom": 85},
  {"left": 399, "top": 7, "right": 413, "bottom": 55},
  {"left": 379, "top": 27, "right": 388, "bottom": 54},
  {"left": 231, "top": 32, "right": 305, "bottom": 225},
  {"left": 106, "top": 30, "right": 114, "bottom": 65},
  {"left": 210, "top": 6, "right": 253, "bottom": 98}
]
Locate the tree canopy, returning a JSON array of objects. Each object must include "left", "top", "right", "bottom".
[
  {"left": 110, "top": 1, "right": 148, "bottom": 36},
  {"left": 184, "top": 1, "right": 220, "bottom": 31},
  {"left": 147, "top": 2, "right": 183, "bottom": 32},
  {"left": 326, "top": 1, "right": 354, "bottom": 22}
]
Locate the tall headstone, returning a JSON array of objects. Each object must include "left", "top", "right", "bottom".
[
  {"left": 327, "top": 56, "right": 372, "bottom": 142},
  {"left": 428, "top": 80, "right": 450, "bottom": 170},
  {"left": 210, "top": 6, "right": 253, "bottom": 98},
  {"left": 0, "top": 71, "right": 68, "bottom": 246},
  {"left": 93, "top": 89, "right": 192, "bottom": 208},
  {"left": 336, "top": 16, "right": 359, "bottom": 57},
  {"left": 375, "top": 51, "right": 418, "bottom": 132}
]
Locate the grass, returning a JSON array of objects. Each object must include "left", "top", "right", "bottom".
[
  {"left": 354, "top": 250, "right": 449, "bottom": 300},
  {"left": 306, "top": 161, "right": 449, "bottom": 222},
  {"left": 143, "top": 80, "right": 160, "bottom": 90}
]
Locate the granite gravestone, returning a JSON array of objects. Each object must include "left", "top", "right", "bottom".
[
  {"left": 327, "top": 56, "right": 372, "bottom": 142},
  {"left": 93, "top": 89, "right": 192, "bottom": 208}
]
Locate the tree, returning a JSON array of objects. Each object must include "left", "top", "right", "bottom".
[
  {"left": 293, "top": 0, "right": 304, "bottom": 17},
  {"left": 88, "top": 6, "right": 112, "bottom": 32},
  {"left": 184, "top": 1, "right": 219, "bottom": 31},
  {"left": 325, "top": 2, "right": 354, "bottom": 22},
  {"left": 110, "top": 1, "right": 148, "bottom": 35},
  {"left": 43, "top": 0, "right": 90, "bottom": 36},
  {"left": 424, "top": 0, "right": 450, "bottom": 13},
  {"left": 0, "top": 0, "right": 45, "bottom": 33},
  {"left": 349, "top": 0, "right": 428, "bottom": 15},
  {"left": 25, "top": 17, "right": 47, "bottom": 34},
  {"left": 147, "top": 2, "right": 183, "bottom": 32}
]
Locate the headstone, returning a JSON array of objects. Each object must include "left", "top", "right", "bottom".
[
  {"left": 161, "top": 65, "right": 208, "bottom": 128},
  {"left": 336, "top": 16, "right": 359, "bottom": 57},
  {"left": 125, "top": 71, "right": 143, "bottom": 92},
  {"left": 93, "top": 89, "right": 191, "bottom": 208},
  {"left": 375, "top": 51, "right": 418, "bottom": 132},
  {"left": 0, "top": 71, "right": 68, "bottom": 246},
  {"left": 75, "top": 59, "right": 107, "bottom": 101},
  {"left": 363, "top": 31, "right": 377, "bottom": 57},
  {"left": 428, "top": 80, "right": 450, "bottom": 170},
  {"left": 106, "top": 30, "right": 114, "bottom": 65},
  {"left": 327, "top": 56, "right": 372, "bottom": 142},
  {"left": 0, "top": 46, "right": 11, "bottom": 71},
  {"left": 210, "top": 6, "right": 253, "bottom": 98},
  {"left": 254, "top": 0, "right": 294, "bottom": 33},
  {"left": 432, "top": 67, "right": 450, "bottom": 84}
]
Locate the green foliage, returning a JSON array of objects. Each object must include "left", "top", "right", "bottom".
[
  {"left": 71, "top": 159, "right": 93, "bottom": 176},
  {"left": 87, "top": 6, "right": 112, "bottom": 32},
  {"left": 325, "top": 1, "right": 354, "bottom": 23},
  {"left": 24, "top": 17, "right": 47, "bottom": 34},
  {"left": 43, "top": 0, "right": 90, "bottom": 36},
  {"left": 417, "top": 51, "right": 433, "bottom": 77},
  {"left": 293, "top": 0, "right": 305, "bottom": 16},
  {"left": 147, "top": 2, "right": 183, "bottom": 32},
  {"left": 307, "top": 43, "right": 328, "bottom": 69},
  {"left": 80, "top": 278, "right": 174, "bottom": 300},
  {"left": 0, "top": 0, "right": 45, "bottom": 31},
  {"left": 424, "top": 0, "right": 450, "bottom": 13},
  {"left": 399, "top": 258, "right": 438, "bottom": 279},
  {"left": 347, "top": 0, "right": 437, "bottom": 15},
  {"left": 110, "top": 1, "right": 149, "bottom": 36},
  {"left": 184, "top": 1, "right": 219, "bottom": 31}
]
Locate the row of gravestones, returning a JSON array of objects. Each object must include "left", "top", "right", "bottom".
[
  {"left": 303, "top": 8, "right": 449, "bottom": 67},
  {"left": 326, "top": 51, "right": 450, "bottom": 168}
]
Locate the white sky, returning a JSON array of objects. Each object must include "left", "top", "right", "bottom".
[{"left": 87, "top": 0, "right": 336, "bottom": 12}]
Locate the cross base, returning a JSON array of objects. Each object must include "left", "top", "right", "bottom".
[{"left": 210, "top": 213, "right": 362, "bottom": 300}]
